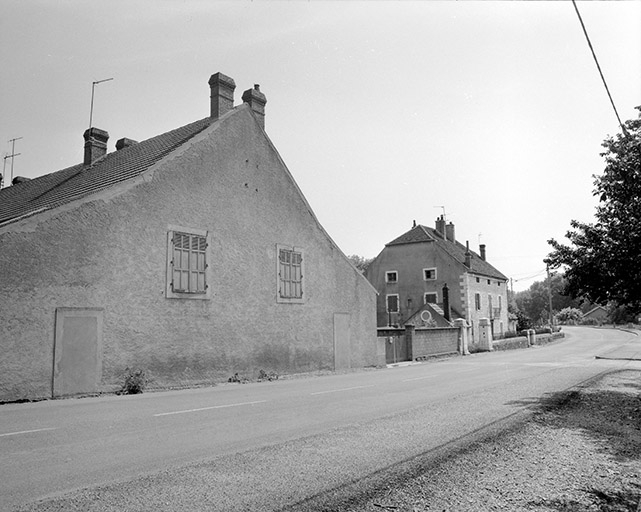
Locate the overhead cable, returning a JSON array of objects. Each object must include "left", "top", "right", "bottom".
[{"left": 571, "top": 0, "right": 629, "bottom": 138}]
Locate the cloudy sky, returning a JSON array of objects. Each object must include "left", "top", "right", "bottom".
[{"left": 1, "top": 1, "right": 639, "bottom": 291}]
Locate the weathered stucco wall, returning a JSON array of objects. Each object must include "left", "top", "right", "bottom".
[
  {"left": 366, "top": 241, "right": 467, "bottom": 327},
  {"left": 0, "top": 107, "right": 377, "bottom": 401}
]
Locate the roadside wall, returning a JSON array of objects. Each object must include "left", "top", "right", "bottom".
[
  {"left": 409, "top": 326, "right": 459, "bottom": 359},
  {"left": 492, "top": 331, "right": 565, "bottom": 351}
]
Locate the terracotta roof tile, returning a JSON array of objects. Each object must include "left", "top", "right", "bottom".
[{"left": 0, "top": 117, "right": 214, "bottom": 225}]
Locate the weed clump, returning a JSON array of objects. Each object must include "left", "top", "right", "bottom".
[{"left": 118, "top": 368, "right": 147, "bottom": 395}]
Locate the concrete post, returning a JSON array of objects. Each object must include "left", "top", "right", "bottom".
[
  {"left": 453, "top": 318, "right": 470, "bottom": 355},
  {"left": 478, "top": 317, "right": 493, "bottom": 351},
  {"left": 404, "top": 324, "right": 415, "bottom": 361}
]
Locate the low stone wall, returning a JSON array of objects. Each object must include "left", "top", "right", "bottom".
[
  {"left": 492, "top": 337, "right": 530, "bottom": 351},
  {"left": 492, "top": 331, "right": 565, "bottom": 351},
  {"left": 410, "top": 326, "right": 459, "bottom": 359}
]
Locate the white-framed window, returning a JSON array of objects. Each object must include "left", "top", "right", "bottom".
[
  {"left": 423, "top": 268, "right": 437, "bottom": 281},
  {"left": 385, "top": 270, "right": 398, "bottom": 283},
  {"left": 475, "top": 293, "right": 481, "bottom": 311},
  {"left": 386, "top": 294, "right": 399, "bottom": 313},
  {"left": 424, "top": 292, "right": 438, "bottom": 304},
  {"left": 166, "top": 227, "right": 210, "bottom": 300},
  {"left": 277, "top": 244, "right": 304, "bottom": 303}
]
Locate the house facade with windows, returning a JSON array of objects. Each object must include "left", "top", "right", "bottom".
[
  {"left": 0, "top": 72, "right": 379, "bottom": 402},
  {"left": 365, "top": 217, "right": 509, "bottom": 344}
]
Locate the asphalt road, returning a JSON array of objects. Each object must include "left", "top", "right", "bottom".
[{"left": 2, "top": 326, "right": 639, "bottom": 511}]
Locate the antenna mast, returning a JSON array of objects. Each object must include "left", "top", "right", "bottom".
[
  {"left": 89, "top": 78, "right": 114, "bottom": 128},
  {"left": 434, "top": 205, "right": 446, "bottom": 221},
  {"left": 4, "top": 137, "right": 23, "bottom": 186}
]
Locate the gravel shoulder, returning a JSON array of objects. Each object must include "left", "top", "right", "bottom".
[{"left": 336, "top": 369, "right": 641, "bottom": 512}]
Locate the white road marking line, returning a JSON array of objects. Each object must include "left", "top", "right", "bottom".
[
  {"left": 154, "top": 400, "right": 268, "bottom": 417},
  {"left": 403, "top": 375, "right": 436, "bottom": 382},
  {"left": 310, "top": 385, "right": 375, "bottom": 396},
  {"left": 0, "top": 427, "right": 57, "bottom": 437}
]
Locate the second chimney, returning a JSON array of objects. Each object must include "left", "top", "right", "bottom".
[
  {"left": 480, "top": 244, "right": 486, "bottom": 261},
  {"left": 209, "top": 72, "right": 236, "bottom": 119},
  {"left": 242, "top": 84, "right": 267, "bottom": 129},
  {"left": 445, "top": 222, "right": 455, "bottom": 242},
  {"left": 83, "top": 128, "right": 109, "bottom": 165}
]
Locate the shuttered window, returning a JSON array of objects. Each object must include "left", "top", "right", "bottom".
[
  {"left": 278, "top": 247, "right": 303, "bottom": 300},
  {"left": 386, "top": 294, "right": 399, "bottom": 313},
  {"left": 170, "top": 231, "right": 207, "bottom": 295}
]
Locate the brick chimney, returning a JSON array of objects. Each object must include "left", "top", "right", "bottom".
[
  {"left": 479, "top": 244, "right": 486, "bottom": 261},
  {"left": 445, "top": 222, "right": 455, "bottom": 243},
  {"left": 242, "top": 84, "right": 267, "bottom": 129},
  {"left": 83, "top": 128, "right": 109, "bottom": 165},
  {"left": 209, "top": 72, "right": 236, "bottom": 119},
  {"left": 465, "top": 241, "right": 472, "bottom": 267},
  {"left": 435, "top": 215, "right": 446, "bottom": 237}
]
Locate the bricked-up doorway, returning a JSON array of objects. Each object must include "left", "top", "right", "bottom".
[
  {"left": 333, "top": 313, "right": 351, "bottom": 370},
  {"left": 53, "top": 308, "right": 103, "bottom": 397}
]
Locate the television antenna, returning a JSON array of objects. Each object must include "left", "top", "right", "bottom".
[
  {"left": 5, "top": 137, "right": 23, "bottom": 186},
  {"left": 89, "top": 78, "right": 114, "bottom": 128},
  {"left": 434, "top": 205, "right": 446, "bottom": 221}
]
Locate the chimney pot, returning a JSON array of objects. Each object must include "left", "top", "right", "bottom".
[
  {"left": 83, "top": 127, "right": 109, "bottom": 165},
  {"left": 209, "top": 72, "right": 236, "bottom": 119},
  {"left": 242, "top": 84, "right": 267, "bottom": 129},
  {"left": 116, "top": 137, "right": 138, "bottom": 151}
]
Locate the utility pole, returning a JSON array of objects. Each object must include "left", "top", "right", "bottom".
[
  {"left": 6, "top": 137, "right": 23, "bottom": 185},
  {"left": 89, "top": 78, "right": 114, "bottom": 128},
  {"left": 546, "top": 263, "right": 554, "bottom": 327}
]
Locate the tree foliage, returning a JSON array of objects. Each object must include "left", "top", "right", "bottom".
[
  {"left": 547, "top": 107, "right": 641, "bottom": 315},
  {"left": 347, "top": 254, "right": 374, "bottom": 273},
  {"left": 514, "top": 273, "right": 583, "bottom": 325},
  {"left": 554, "top": 307, "right": 583, "bottom": 325}
]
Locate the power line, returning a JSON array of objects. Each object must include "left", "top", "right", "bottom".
[{"left": 571, "top": 0, "right": 629, "bottom": 138}]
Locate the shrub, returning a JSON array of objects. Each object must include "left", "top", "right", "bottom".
[
  {"left": 258, "top": 369, "right": 279, "bottom": 382},
  {"left": 118, "top": 368, "right": 147, "bottom": 395}
]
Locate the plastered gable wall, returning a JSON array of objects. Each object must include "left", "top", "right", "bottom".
[
  {"left": 0, "top": 107, "right": 376, "bottom": 401},
  {"left": 367, "top": 241, "right": 465, "bottom": 327}
]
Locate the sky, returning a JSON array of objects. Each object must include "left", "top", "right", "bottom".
[{"left": 1, "top": 1, "right": 640, "bottom": 292}]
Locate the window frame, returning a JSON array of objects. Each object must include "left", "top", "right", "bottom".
[
  {"left": 385, "top": 270, "right": 398, "bottom": 283},
  {"left": 166, "top": 226, "right": 211, "bottom": 300},
  {"left": 424, "top": 292, "right": 438, "bottom": 304},
  {"left": 423, "top": 267, "right": 437, "bottom": 281},
  {"left": 386, "top": 294, "right": 400, "bottom": 313},
  {"left": 475, "top": 292, "right": 481, "bottom": 311},
  {"left": 277, "top": 244, "right": 305, "bottom": 304}
]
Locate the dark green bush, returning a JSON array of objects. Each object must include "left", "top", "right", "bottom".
[{"left": 118, "top": 368, "right": 147, "bottom": 395}]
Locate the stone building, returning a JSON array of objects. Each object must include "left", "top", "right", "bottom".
[
  {"left": 0, "top": 72, "right": 379, "bottom": 402},
  {"left": 366, "top": 217, "right": 509, "bottom": 345}
]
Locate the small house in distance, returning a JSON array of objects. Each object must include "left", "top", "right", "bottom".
[
  {"left": 0, "top": 72, "right": 379, "bottom": 402},
  {"left": 366, "top": 217, "right": 509, "bottom": 345}
]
